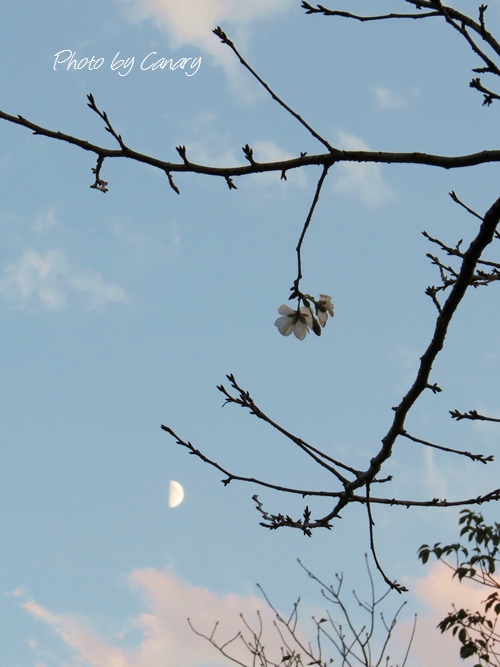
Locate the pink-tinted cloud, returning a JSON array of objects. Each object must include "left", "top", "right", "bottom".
[
  {"left": 115, "top": 0, "right": 292, "bottom": 92},
  {"left": 23, "top": 599, "right": 128, "bottom": 667},
  {"left": 399, "top": 562, "right": 490, "bottom": 667},
  {"left": 22, "top": 566, "right": 308, "bottom": 667}
]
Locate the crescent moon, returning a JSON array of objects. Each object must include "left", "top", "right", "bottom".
[{"left": 169, "top": 480, "right": 185, "bottom": 508}]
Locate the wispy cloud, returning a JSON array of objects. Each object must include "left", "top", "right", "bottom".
[
  {"left": 114, "top": 0, "right": 292, "bottom": 96},
  {"left": 181, "top": 133, "right": 239, "bottom": 168},
  {"left": 373, "top": 86, "right": 418, "bottom": 111},
  {"left": 21, "top": 566, "right": 305, "bottom": 667},
  {"left": 422, "top": 448, "right": 449, "bottom": 500},
  {"left": 32, "top": 208, "right": 57, "bottom": 234},
  {"left": 0, "top": 250, "right": 129, "bottom": 310},
  {"left": 333, "top": 132, "right": 393, "bottom": 207},
  {"left": 69, "top": 272, "right": 129, "bottom": 309}
]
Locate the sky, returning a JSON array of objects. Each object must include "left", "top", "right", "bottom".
[{"left": 2, "top": 1, "right": 500, "bottom": 666}]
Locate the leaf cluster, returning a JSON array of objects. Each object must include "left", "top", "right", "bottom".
[{"left": 419, "top": 511, "right": 500, "bottom": 666}]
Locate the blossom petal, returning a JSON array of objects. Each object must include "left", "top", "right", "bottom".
[
  {"left": 274, "top": 315, "right": 294, "bottom": 336},
  {"left": 317, "top": 310, "right": 328, "bottom": 327},
  {"left": 300, "top": 307, "right": 313, "bottom": 327},
  {"left": 278, "top": 304, "right": 294, "bottom": 316},
  {"left": 319, "top": 294, "right": 334, "bottom": 317},
  {"left": 293, "top": 320, "right": 308, "bottom": 340}
]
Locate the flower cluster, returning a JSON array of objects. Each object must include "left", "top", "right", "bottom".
[{"left": 274, "top": 294, "right": 334, "bottom": 340}]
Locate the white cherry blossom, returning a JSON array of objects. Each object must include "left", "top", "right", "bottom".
[
  {"left": 317, "top": 294, "right": 334, "bottom": 327},
  {"left": 274, "top": 304, "right": 313, "bottom": 340}
]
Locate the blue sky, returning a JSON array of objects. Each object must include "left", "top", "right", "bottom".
[{"left": 2, "top": 1, "right": 500, "bottom": 666}]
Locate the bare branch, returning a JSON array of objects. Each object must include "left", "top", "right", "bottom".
[
  {"left": 217, "top": 374, "right": 358, "bottom": 480},
  {"left": 189, "top": 556, "right": 416, "bottom": 667},
  {"left": 348, "top": 488, "right": 500, "bottom": 508},
  {"left": 425, "top": 285, "right": 443, "bottom": 313},
  {"left": 290, "top": 165, "right": 330, "bottom": 299},
  {"left": 400, "top": 429, "right": 494, "bottom": 464},
  {"left": 8, "top": 104, "right": 500, "bottom": 193},
  {"left": 305, "top": 1, "right": 500, "bottom": 105},
  {"left": 451, "top": 409, "right": 500, "bottom": 423},
  {"left": 404, "top": 1, "right": 500, "bottom": 62},
  {"left": 212, "top": 26, "right": 336, "bottom": 153},
  {"left": 366, "top": 485, "right": 408, "bottom": 593},
  {"left": 87, "top": 93, "right": 127, "bottom": 150},
  {"left": 450, "top": 190, "right": 484, "bottom": 220},
  {"left": 470, "top": 77, "right": 500, "bottom": 105},
  {"left": 301, "top": 2, "right": 439, "bottom": 22},
  {"left": 165, "top": 170, "right": 180, "bottom": 195},
  {"left": 188, "top": 618, "right": 249, "bottom": 667}
]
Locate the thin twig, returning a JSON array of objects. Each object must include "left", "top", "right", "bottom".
[
  {"left": 400, "top": 429, "right": 494, "bottom": 464},
  {"left": 366, "top": 485, "right": 408, "bottom": 593},
  {"left": 302, "top": 3, "right": 439, "bottom": 22},
  {"left": 450, "top": 409, "right": 500, "bottom": 423},
  {"left": 450, "top": 191, "right": 485, "bottom": 221},
  {"left": 213, "top": 26, "right": 336, "bottom": 153},
  {"left": 290, "top": 165, "right": 330, "bottom": 299}
]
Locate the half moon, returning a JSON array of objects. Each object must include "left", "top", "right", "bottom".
[{"left": 169, "top": 480, "right": 185, "bottom": 508}]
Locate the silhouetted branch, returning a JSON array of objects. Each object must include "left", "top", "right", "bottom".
[
  {"left": 212, "top": 26, "right": 336, "bottom": 153},
  {"left": 366, "top": 484, "right": 408, "bottom": 593},
  {"left": 217, "top": 373, "right": 358, "bottom": 480},
  {"left": 301, "top": 2, "right": 439, "bottom": 22},
  {"left": 451, "top": 409, "right": 500, "bottom": 423},
  {"left": 189, "top": 557, "right": 416, "bottom": 667},
  {"left": 86, "top": 93, "right": 126, "bottom": 149},
  {"left": 165, "top": 170, "right": 180, "bottom": 195},
  {"left": 304, "top": 0, "right": 500, "bottom": 105},
  {"left": 425, "top": 285, "right": 442, "bottom": 313},
  {"left": 290, "top": 165, "right": 330, "bottom": 299},
  {"left": 450, "top": 190, "right": 484, "bottom": 220},
  {"left": 400, "top": 429, "right": 494, "bottom": 463},
  {"left": 470, "top": 77, "right": 500, "bottom": 106},
  {"left": 424, "top": 230, "right": 500, "bottom": 269}
]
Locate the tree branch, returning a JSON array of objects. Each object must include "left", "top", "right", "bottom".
[
  {"left": 400, "top": 429, "right": 494, "bottom": 464},
  {"left": 450, "top": 409, "right": 500, "bottom": 423},
  {"left": 6, "top": 105, "right": 500, "bottom": 192},
  {"left": 290, "top": 165, "right": 330, "bottom": 299},
  {"left": 366, "top": 484, "right": 408, "bottom": 593},
  {"left": 213, "top": 26, "right": 337, "bottom": 153},
  {"left": 450, "top": 190, "right": 484, "bottom": 221},
  {"left": 304, "top": 1, "right": 500, "bottom": 105},
  {"left": 302, "top": 2, "right": 439, "bottom": 22}
]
